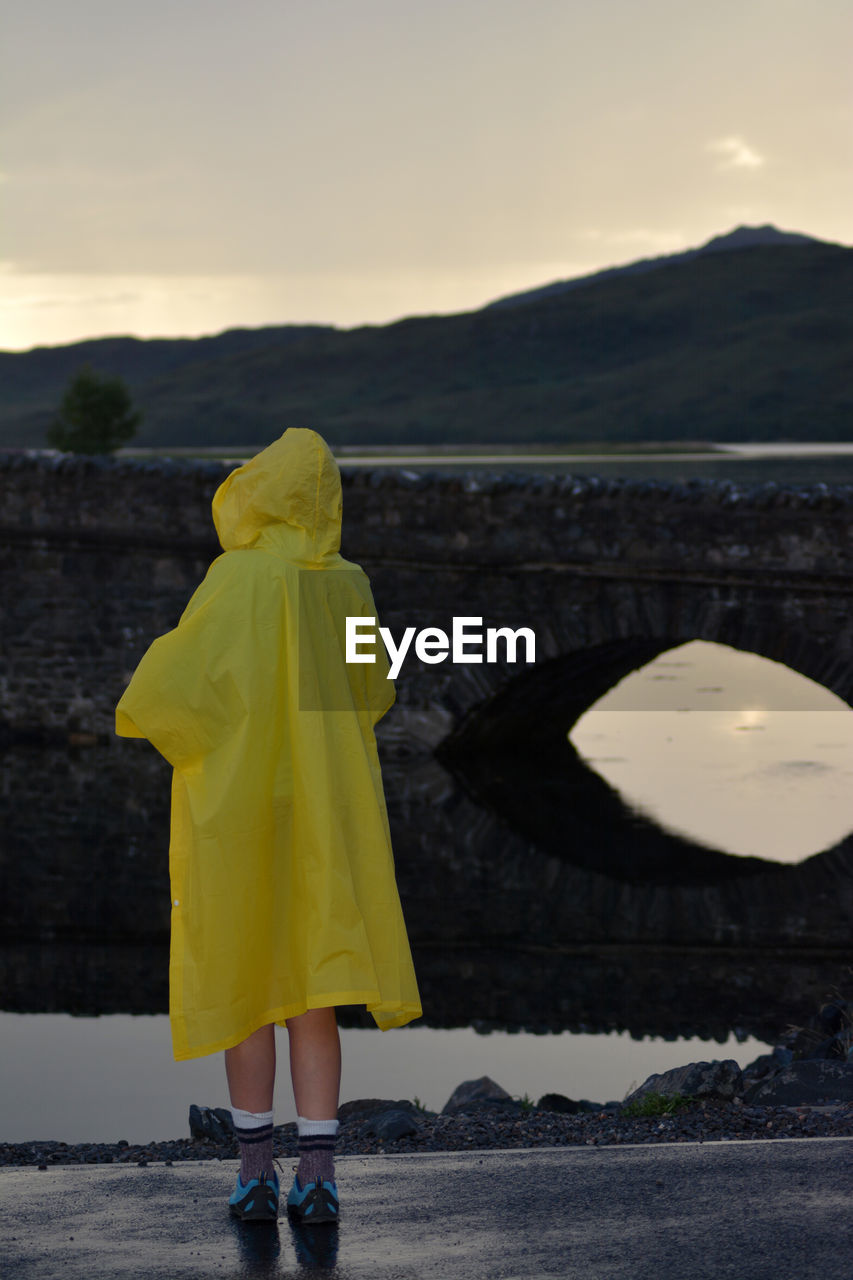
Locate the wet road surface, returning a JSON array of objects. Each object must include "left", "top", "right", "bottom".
[{"left": 2, "top": 1139, "right": 851, "bottom": 1278}]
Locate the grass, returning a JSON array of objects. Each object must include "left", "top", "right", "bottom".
[{"left": 620, "top": 1091, "right": 694, "bottom": 1118}]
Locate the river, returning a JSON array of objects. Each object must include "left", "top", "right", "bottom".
[{"left": 2, "top": 444, "right": 851, "bottom": 1142}]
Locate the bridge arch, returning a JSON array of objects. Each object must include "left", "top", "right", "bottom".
[{"left": 426, "top": 608, "right": 853, "bottom": 886}]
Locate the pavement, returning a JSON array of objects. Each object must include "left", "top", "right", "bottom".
[{"left": 2, "top": 1138, "right": 851, "bottom": 1279}]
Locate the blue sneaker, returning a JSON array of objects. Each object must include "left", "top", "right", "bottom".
[
  {"left": 286, "top": 1173, "right": 339, "bottom": 1224},
  {"left": 229, "top": 1169, "right": 280, "bottom": 1221}
]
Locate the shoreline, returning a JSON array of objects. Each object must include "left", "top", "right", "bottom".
[{"left": 4, "top": 1099, "right": 852, "bottom": 1168}]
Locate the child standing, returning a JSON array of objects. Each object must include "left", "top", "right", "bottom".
[{"left": 116, "top": 428, "right": 421, "bottom": 1222}]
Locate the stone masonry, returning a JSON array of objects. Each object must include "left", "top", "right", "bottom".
[{"left": 1, "top": 453, "right": 852, "bottom": 741}]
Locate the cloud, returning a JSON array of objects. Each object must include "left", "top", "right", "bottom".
[
  {"left": 576, "top": 228, "right": 687, "bottom": 251},
  {"left": 0, "top": 267, "right": 140, "bottom": 310},
  {"left": 706, "top": 136, "right": 766, "bottom": 170}
]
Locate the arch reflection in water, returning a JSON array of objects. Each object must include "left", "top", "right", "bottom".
[
  {"left": 570, "top": 639, "right": 853, "bottom": 864},
  {"left": 3, "top": 626, "right": 853, "bottom": 1046}
]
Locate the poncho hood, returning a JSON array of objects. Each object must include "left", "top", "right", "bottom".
[{"left": 212, "top": 427, "right": 342, "bottom": 561}]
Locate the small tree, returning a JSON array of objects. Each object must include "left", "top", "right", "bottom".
[{"left": 47, "top": 365, "right": 141, "bottom": 454}]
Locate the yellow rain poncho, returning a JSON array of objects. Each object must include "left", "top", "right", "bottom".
[{"left": 115, "top": 428, "right": 421, "bottom": 1060}]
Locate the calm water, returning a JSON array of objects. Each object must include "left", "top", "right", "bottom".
[
  {"left": 1, "top": 1013, "right": 768, "bottom": 1145},
  {"left": 333, "top": 443, "right": 853, "bottom": 487},
  {"left": 3, "top": 648, "right": 850, "bottom": 1141},
  {"left": 2, "top": 446, "right": 852, "bottom": 1143},
  {"left": 123, "top": 441, "right": 853, "bottom": 487},
  {"left": 573, "top": 640, "right": 853, "bottom": 863}
]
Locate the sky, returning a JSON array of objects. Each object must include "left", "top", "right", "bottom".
[{"left": 1, "top": 0, "right": 850, "bottom": 351}]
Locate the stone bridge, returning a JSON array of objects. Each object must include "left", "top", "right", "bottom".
[
  {"left": 2, "top": 453, "right": 852, "bottom": 745},
  {"left": 2, "top": 454, "right": 853, "bottom": 1039}
]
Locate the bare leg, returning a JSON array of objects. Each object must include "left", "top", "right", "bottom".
[
  {"left": 287, "top": 1007, "right": 341, "bottom": 1119},
  {"left": 224, "top": 1023, "right": 276, "bottom": 1112}
]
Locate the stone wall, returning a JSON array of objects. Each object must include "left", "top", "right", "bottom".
[{"left": 2, "top": 452, "right": 853, "bottom": 738}]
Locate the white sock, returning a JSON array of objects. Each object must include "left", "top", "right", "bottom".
[
  {"left": 231, "top": 1106, "right": 274, "bottom": 1130},
  {"left": 296, "top": 1116, "right": 339, "bottom": 1136}
]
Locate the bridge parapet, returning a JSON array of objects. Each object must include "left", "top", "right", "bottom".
[
  {"left": 1, "top": 454, "right": 852, "bottom": 739},
  {"left": 2, "top": 453, "right": 853, "bottom": 574}
]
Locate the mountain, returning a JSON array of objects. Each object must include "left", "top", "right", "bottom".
[
  {"left": 0, "top": 229, "right": 850, "bottom": 447},
  {"left": 484, "top": 224, "right": 827, "bottom": 311}
]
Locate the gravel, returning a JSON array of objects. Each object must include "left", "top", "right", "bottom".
[{"left": 3, "top": 1100, "right": 852, "bottom": 1168}]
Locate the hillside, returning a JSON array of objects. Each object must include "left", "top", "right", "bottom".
[
  {"left": 0, "top": 235, "right": 851, "bottom": 447},
  {"left": 0, "top": 325, "right": 332, "bottom": 448},
  {"left": 484, "top": 223, "right": 824, "bottom": 310}
]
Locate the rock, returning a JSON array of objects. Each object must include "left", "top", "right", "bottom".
[
  {"left": 742, "top": 1053, "right": 778, "bottom": 1087},
  {"left": 537, "top": 1093, "right": 582, "bottom": 1114},
  {"left": 818, "top": 1001, "right": 848, "bottom": 1036},
  {"left": 357, "top": 1109, "right": 421, "bottom": 1141},
  {"left": 742, "top": 1045, "right": 794, "bottom": 1090},
  {"left": 623, "top": 1059, "right": 743, "bottom": 1106},
  {"left": 744, "top": 1060, "right": 853, "bottom": 1106},
  {"left": 785, "top": 1025, "right": 837, "bottom": 1061},
  {"left": 188, "top": 1105, "right": 235, "bottom": 1144},
  {"left": 442, "top": 1076, "right": 513, "bottom": 1115},
  {"left": 812, "top": 1034, "right": 847, "bottom": 1061},
  {"left": 338, "top": 1098, "right": 426, "bottom": 1122},
  {"left": 537, "top": 1093, "right": 605, "bottom": 1115}
]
